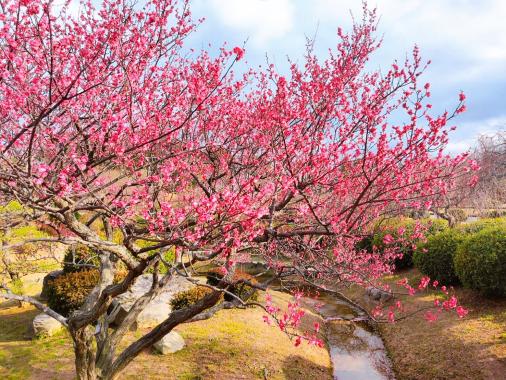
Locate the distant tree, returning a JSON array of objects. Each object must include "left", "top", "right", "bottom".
[
  {"left": 0, "top": 1, "right": 472, "bottom": 379},
  {"left": 471, "top": 131, "right": 506, "bottom": 208}
]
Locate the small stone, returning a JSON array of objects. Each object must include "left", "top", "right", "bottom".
[
  {"left": 33, "top": 313, "right": 63, "bottom": 337},
  {"left": 153, "top": 331, "right": 185, "bottom": 354},
  {"left": 366, "top": 287, "right": 393, "bottom": 302}
]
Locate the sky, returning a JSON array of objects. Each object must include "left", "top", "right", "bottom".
[{"left": 187, "top": 0, "right": 506, "bottom": 153}]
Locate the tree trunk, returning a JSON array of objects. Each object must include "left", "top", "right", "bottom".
[{"left": 72, "top": 327, "right": 97, "bottom": 380}]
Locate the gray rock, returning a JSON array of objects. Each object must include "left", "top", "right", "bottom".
[
  {"left": 33, "top": 313, "right": 63, "bottom": 337},
  {"left": 366, "top": 287, "right": 393, "bottom": 302},
  {"left": 153, "top": 331, "right": 185, "bottom": 354},
  {"left": 40, "top": 270, "right": 64, "bottom": 299},
  {"left": 110, "top": 274, "right": 194, "bottom": 329}
]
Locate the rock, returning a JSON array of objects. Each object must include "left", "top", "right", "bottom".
[
  {"left": 109, "top": 274, "right": 194, "bottom": 329},
  {"left": 366, "top": 287, "right": 393, "bottom": 302},
  {"left": 33, "top": 313, "right": 63, "bottom": 337},
  {"left": 153, "top": 331, "right": 185, "bottom": 354},
  {"left": 40, "top": 270, "right": 64, "bottom": 300}
]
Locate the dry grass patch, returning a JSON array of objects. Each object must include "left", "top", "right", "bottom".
[{"left": 345, "top": 268, "right": 506, "bottom": 380}]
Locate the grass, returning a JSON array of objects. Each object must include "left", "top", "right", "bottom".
[
  {"left": 0, "top": 291, "right": 331, "bottom": 380},
  {"left": 346, "top": 268, "right": 506, "bottom": 380}
]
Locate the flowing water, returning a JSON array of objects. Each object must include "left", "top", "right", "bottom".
[
  {"left": 237, "top": 262, "right": 395, "bottom": 380},
  {"left": 301, "top": 295, "right": 394, "bottom": 380}
]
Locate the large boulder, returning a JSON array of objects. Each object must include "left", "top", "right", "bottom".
[
  {"left": 33, "top": 313, "right": 63, "bottom": 337},
  {"left": 109, "top": 274, "right": 194, "bottom": 329},
  {"left": 153, "top": 331, "right": 185, "bottom": 354},
  {"left": 40, "top": 270, "right": 64, "bottom": 300}
]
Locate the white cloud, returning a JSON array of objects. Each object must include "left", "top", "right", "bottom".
[
  {"left": 309, "top": 0, "right": 506, "bottom": 79},
  {"left": 206, "top": 0, "right": 295, "bottom": 47},
  {"left": 446, "top": 115, "right": 506, "bottom": 153}
]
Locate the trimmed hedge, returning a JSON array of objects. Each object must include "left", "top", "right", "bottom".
[
  {"left": 170, "top": 286, "right": 214, "bottom": 310},
  {"left": 47, "top": 269, "right": 126, "bottom": 316},
  {"left": 456, "top": 217, "right": 506, "bottom": 235},
  {"left": 413, "top": 229, "right": 462, "bottom": 285},
  {"left": 454, "top": 227, "right": 506, "bottom": 296}
]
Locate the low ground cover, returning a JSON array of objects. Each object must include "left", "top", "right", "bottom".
[{"left": 0, "top": 289, "right": 331, "bottom": 380}]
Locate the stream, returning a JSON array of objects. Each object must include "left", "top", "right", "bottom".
[
  {"left": 301, "top": 294, "right": 394, "bottom": 380},
  {"left": 238, "top": 262, "right": 395, "bottom": 380}
]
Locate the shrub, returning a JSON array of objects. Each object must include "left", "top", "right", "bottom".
[
  {"left": 423, "top": 218, "right": 449, "bottom": 235},
  {"left": 63, "top": 244, "right": 100, "bottom": 273},
  {"left": 206, "top": 269, "right": 259, "bottom": 302},
  {"left": 372, "top": 218, "right": 416, "bottom": 269},
  {"left": 373, "top": 219, "right": 421, "bottom": 269},
  {"left": 372, "top": 218, "right": 449, "bottom": 270},
  {"left": 454, "top": 227, "right": 506, "bottom": 296},
  {"left": 483, "top": 210, "right": 506, "bottom": 219},
  {"left": 47, "top": 270, "right": 99, "bottom": 316},
  {"left": 170, "top": 286, "right": 214, "bottom": 310},
  {"left": 447, "top": 208, "right": 467, "bottom": 224},
  {"left": 456, "top": 217, "right": 506, "bottom": 235},
  {"left": 47, "top": 269, "right": 126, "bottom": 316},
  {"left": 355, "top": 234, "right": 374, "bottom": 253},
  {"left": 413, "top": 229, "right": 462, "bottom": 285}
]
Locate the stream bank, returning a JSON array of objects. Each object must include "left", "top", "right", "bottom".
[{"left": 238, "top": 262, "right": 395, "bottom": 380}]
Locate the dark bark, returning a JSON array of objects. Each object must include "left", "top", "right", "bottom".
[{"left": 109, "top": 290, "right": 222, "bottom": 379}]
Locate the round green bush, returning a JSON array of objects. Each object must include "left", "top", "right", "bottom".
[
  {"left": 47, "top": 270, "right": 99, "bottom": 316},
  {"left": 206, "top": 269, "right": 259, "bottom": 302},
  {"left": 63, "top": 244, "right": 100, "bottom": 273},
  {"left": 47, "top": 269, "right": 127, "bottom": 316},
  {"left": 457, "top": 217, "right": 506, "bottom": 235},
  {"left": 454, "top": 227, "right": 506, "bottom": 296},
  {"left": 413, "top": 229, "right": 462, "bottom": 285},
  {"left": 170, "top": 286, "right": 215, "bottom": 310}
]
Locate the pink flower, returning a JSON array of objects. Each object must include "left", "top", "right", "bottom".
[
  {"left": 383, "top": 234, "right": 395, "bottom": 245},
  {"left": 456, "top": 306, "right": 468, "bottom": 318},
  {"left": 459, "top": 91, "right": 466, "bottom": 101},
  {"left": 424, "top": 311, "right": 438, "bottom": 322},
  {"left": 456, "top": 105, "right": 467, "bottom": 114},
  {"left": 418, "top": 276, "right": 430, "bottom": 290},
  {"left": 232, "top": 47, "right": 244, "bottom": 60}
]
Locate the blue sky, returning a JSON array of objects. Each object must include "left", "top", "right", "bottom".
[{"left": 188, "top": 0, "right": 506, "bottom": 153}]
